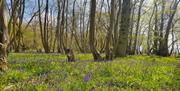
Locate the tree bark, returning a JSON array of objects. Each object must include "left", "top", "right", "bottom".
[
  {"left": 89, "top": 0, "right": 103, "bottom": 61},
  {"left": 159, "top": 0, "right": 180, "bottom": 56},
  {"left": 113, "top": 0, "right": 121, "bottom": 53},
  {"left": 132, "top": 0, "right": 144, "bottom": 55},
  {"left": 38, "top": 0, "right": 50, "bottom": 53},
  {"left": 115, "top": 0, "right": 131, "bottom": 57},
  {"left": 147, "top": 4, "right": 155, "bottom": 55},
  {"left": 105, "top": 0, "right": 115, "bottom": 61},
  {"left": 153, "top": 2, "right": 159, "bottom": 55},
  {"left": 128, "top": 1, "right": 137, "bottom": 55},
  {"left": 0, "top": 0, "right": 9, "bottom": 71}
]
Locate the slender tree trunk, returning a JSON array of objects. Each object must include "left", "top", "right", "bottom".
[
  {"left": 153, "top": 2, "right": 159, "bottom": 55},
  {"left": 44, "top": 0, "right": 50, "bottom": 53},
  {"left": 159, "top": 0, "right": 180, "bottom": 56},
  {"left": 128, "top": 1, "right": 136, "bottom": 55},
  {"left": 16, "top": 0, "right": 25, "bottom": 52},
  {"left": 105, "top": 0, "right": 115, "bottom": 61},
  {"left": 89, "top": 0, "right": 103, "bottom": 61},
  {"left": 60, "top": 0, "right": 65, "bottom": 53},
  {"left": 38, "top": 0, "right": 50, "bottom": 53},
  {"left": 0, "top": 0, "right": 9, "bottom": 71},
  {"left": 82, "top": 0, "right": 88, "bottom": 53},
  {"left": 56, "top": 0, "right": 62, "bottom": 53},
  {"left": 33, "top": 17, "right": 38, "bottom": 52},
  {"left": 147, "top": 4, "right": 155, "bottom": 55},
  {"left": 8, "top": 0, "right": 18, "bottom": 52},
  {"left": 113, "top": 0, "right": 121, "bottom": 54},
  {"left": 132, "top": 0, "right": 144, "bottom": 55}
]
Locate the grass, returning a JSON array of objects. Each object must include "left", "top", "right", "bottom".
[{"left": 0, "top": 53, "right": 180, "bottom": 91}]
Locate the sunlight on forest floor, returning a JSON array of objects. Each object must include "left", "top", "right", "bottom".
[{"left": 0, "top": 53, "right": 179, "bottom": 91}]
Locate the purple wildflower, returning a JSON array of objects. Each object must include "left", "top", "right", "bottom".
[
  {"left": 56, "top": 87, "right": 60, "bottom": 91},
  {"left": 84, "top": 72, "right": 91, "bottom": 83},
  {"left": 106, "top": 80, "right": 111, "bottom": 87},
  {"left": 33, "top": 80, "right": 38, "bottom": 85},
  {"left": 56, "top": 77, "right": 60, "bottom": 84},
  {"left": 91, "top": 87, "right": 96, "bottom": 91}
]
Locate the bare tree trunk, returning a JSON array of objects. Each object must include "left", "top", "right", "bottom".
[
  {"left": 59, "top": 0, "right": 65, "bottom": 53},
  {"left": 132, "top": 0, "right": 144, "bottom": 55},
  {"left": 113, "top": 0, "right": 121, "bottom": 53},
  {"left": 65, "top": 0, "right": 68, "bottom": 48},
  {"left": 153, "top": 2, "right": 159, "bottom": 55},
  {"left": 0, "top": 0, "right": 9, "bottom": 71},
  {"left": 8, "top": 0, "right": 18, "bottom": 52},
  {"left": 159, "top": 0, "right": 180, "bottom": 56},
  {"left": 56, "top": 0, "right": 62, "bottom": 53},
  {"left": 105, "top": 0, "right": 115, "bottom": 61},
  {"left": 81, "top": 0, "right": 88, "bottom": 53},
  {"left": 158, "top": 0, "right": 165, "bottom": 55},
  {"left": 33, "top": 17, "right": 38, "bottom": 52},
  {"left": 147, "top": 4, "right": 155, "bottom": 55},
  {"left": 89, "top": 0, "right": 103, "bottom": 61},
  {"left": 128, "top": 1, "right": 136, "bottom": 55},
  {"left": 169, "top": 18, "right": 180, "bottom": 55},
  {"left": 71, "top": 0, "right": 83, "bottom": 52},
  {"left": 115, "top": 0, "right": 131, "bottom": 57},
  {"left": 65, "top": 0, "right": 75, "bottom": 62},
  {"left": 16, "top": 0, "right": 25, "bottom": 52},
  {"left": 38, "top": 0, "right": 50, "bottom": 53},
  {"left": 44, "top": 0, "right": 50, "bottom": 52},
  {"left": 64, "top": 47, "right": 75, "bottom": 62}
]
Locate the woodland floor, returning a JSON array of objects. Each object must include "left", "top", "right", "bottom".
[{"left": 0, "top": 53, "right": 180, "bottom": 91}]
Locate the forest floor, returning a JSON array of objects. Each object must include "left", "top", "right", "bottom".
[{"left": 0, "top": 53, "right": 180, "bottom": 91}]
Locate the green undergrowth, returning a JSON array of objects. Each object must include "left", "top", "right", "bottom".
[{"left": 0, "top": 53, "right": 179, "bottom": 91}]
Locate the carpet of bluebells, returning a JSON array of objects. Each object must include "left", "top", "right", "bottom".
[{"left": 0, "top": 53, "right": 179, "bottom": 91}]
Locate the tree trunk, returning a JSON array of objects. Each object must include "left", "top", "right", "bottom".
[
  {"left": 113, "top": 0, "right": 121, "bottom": 52},
  {"left": 147, "top": 4, "right": 155, "bottom": 55},
  {"left": 159, "top": 0, "right": 180, "bottom": 56},
  {"left": 89, "top": 0, "right": 103, "bottom": 61},
  {"left": 132, "top": 0, "right": 144, "bottom": 55},
  {"left": 153, "top": 2, "right": 159, "bottom": 55},
  {"left": 158, "top": 0, "right": 165, "bottom": 56},
  {"left": 56, "top": 0, "right": 62, "bottom": 53},
  {"left": 115, "top": 0, "right": 131, "bottom": 57},
  {"left": 128, "top": 1, "right": 136, "bottom": 55},
  {"left": 38, "top": 0, "right": 50, "bottom": 53},
  {"left": 0, "top": 0, "right": 9, "bottom": 71},
  {"left": 64, "top": 47, "right": 75, "bottom": 62},
  {"left": 105, "top": 0, "right": 115, "bottom": 61}
]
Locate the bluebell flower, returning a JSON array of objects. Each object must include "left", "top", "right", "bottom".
[
  {"left": 84, "top": 72, "right": 91, "bottom": 83},
  {"left": 106, "top": 80, "right": 111, "bottom": 87}
]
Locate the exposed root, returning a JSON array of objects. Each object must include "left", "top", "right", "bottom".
[
  {"left": 0, "top": 43, "right": 8, "bottom": 71},
  {"left": 0, "top": 57, "right": 8, "bottom": 71}
]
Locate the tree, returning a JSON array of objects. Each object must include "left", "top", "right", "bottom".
[
  {"left": 114, "top": 0, "right": 121, "bottom": 52},
  {"left": 0, "top": 0, "right": 9, "bottom": 71},
  {"left": 115, "top": 0, "right": 131, "bottom": 57},
  {"left": 89, "top": 0, "right": 103, "bottom": 61},
  {"left": 128, "top": 0, "right": 137, "bottom": 55},
  {"left": 56, "top": 0, "right": 62, "bottom": 53},
  {"left": 7, "top": 0, "right": 26, "bottom": 52},
  {"left": 105, "top": 0, "right": 115, "bottom": 60},
  {"left": 159, "top": 0, "right": 180, "bottom": 56},
  {"left": 147, "top": 3, "right": 155, "bottom": 55},
  {"left": 38, "top": 0, "right": 50, "bottom": 53},
  {"left": 153, "top": 1, "right": 159, "bottom": 55},
  {"left": 132, "top": 0, "right": 144, "bottom": 54}
]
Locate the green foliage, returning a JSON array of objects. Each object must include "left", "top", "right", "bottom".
[{"left": 0, "top": 54, "right": 179, "bottom": 90}]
